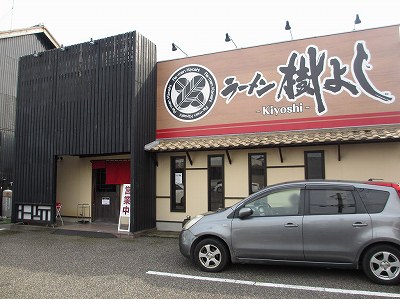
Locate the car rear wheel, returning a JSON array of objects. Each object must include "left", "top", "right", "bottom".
[
  {"left": 194, "top": 238, "right": 229, "bottom": 272},
  {"left": 362, "top": 245, "right": 400, "bottom": 285}
]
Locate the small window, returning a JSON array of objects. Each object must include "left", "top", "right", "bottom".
[
  {"left": 248, "top": 154, "right": 266, "bottom": 194},
  {"left": 305, "top": 151, "right": 325, "bottom": 179},
  {"left": 208, "top": 155, "right": 224, "bottom": 211},
  {"left": 358, "top": 189, "right": 389, "bottom": 213},
  {"left": 171, "top": 157, "right": 186, "bottom": 212},
  {"left": 244, "top": 189, "right": 301, "bottom": 217},
  {"left": 309, "top": 189, "right": 356, "bottom": 215}
]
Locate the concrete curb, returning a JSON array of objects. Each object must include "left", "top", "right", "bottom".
[{"left": 0, "top": 223, "right": 180, "bottom": 239}]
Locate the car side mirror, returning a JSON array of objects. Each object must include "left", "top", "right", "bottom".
[{"left": 238, "top": 207, "right": 253, "bottom": 219}]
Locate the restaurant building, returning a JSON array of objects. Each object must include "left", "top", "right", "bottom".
[
  {"left": 13, "top": 32, "right": 157, "bottom": 232},
  {"left": 146, "top": 25, "right": 400, "bottom": 231},
  {"left": 13, "top": 25, "right": 399, "bottom": 233}
]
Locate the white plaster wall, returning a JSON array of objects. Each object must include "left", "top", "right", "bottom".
[
  {"left": 155, "top": 142, "right": 400, "bottom": 231},
  {"left": 56, "top": 156, "right": 92, "bottom": 217},
  {"left": 326, "top": 143, "right": 400, "bottom": 182}
]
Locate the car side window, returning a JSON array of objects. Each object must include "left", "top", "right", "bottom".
[
  {"left": 309, "top": 189, "right": 356, "bottom": 215},
  {"left": 358, "top": 188, "right": 389, "bottom": 213},
  {"left": 244, "top": 189, "right": 301, "bottom": 217}
]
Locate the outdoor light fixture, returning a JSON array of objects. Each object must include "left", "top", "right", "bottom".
[
  {"left": 225, "top": 33, "right": 237, "bottom": 48},
  {"left": 285, "top": 21, "right": 293, "bottom": 40},
  {"left": 354, "top": 14, "right": 361, "bottom": 30},
  {"left": 60, "top": 44, "right": 65, "bottom": 51},
  {"left": 171, "top": 43, "right": 188, "bottom": 57},
  {"left": 33, "top": 50, "right": 38, "bottom": 57},
  {"left": 89, "top": 38, "right": 95, "bottom": 45}
]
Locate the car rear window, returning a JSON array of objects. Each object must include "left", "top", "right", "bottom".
[{"left": 358, "top": 188, "right": 389, "bottom": 213}]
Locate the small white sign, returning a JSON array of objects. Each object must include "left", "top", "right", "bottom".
[
  {"left": 102, "top": 197, "right": 110, "bottom": 205},
  {"left": 118, "top": 184, "right": 131, "bottom": 232},
  {"left": 175, "top": 173, "right": 183, "bottom": 184}
]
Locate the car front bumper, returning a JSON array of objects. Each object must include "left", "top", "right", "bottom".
[{"left": 179, "top": 229, "right": 196, "bottom": 259}]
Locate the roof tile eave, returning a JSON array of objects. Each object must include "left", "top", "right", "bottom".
[{"left": 146, "top": 125, "right": 400, "bottom": 152}]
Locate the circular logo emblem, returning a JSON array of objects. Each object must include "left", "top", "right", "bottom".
[{"left": 164, "top": 64, "right": 218, "bottom": 122}]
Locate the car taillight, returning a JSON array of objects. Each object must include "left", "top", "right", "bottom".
[{"left": 393, "top": 185, "right": 400, "bottom": 198}]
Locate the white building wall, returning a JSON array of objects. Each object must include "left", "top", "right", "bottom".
[{"left": 155, "top": 142, "right": 400, "bottom": 231}]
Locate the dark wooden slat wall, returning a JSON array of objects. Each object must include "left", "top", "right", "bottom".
[
  {"left": 14, "top": 32, "right": 157, "bottom": 232},
  {"left": 131, "top": 33, "right": 157, "bottom": 232},
  {"left": 15, "top": 50, "right": 57, "bottom": 205}
]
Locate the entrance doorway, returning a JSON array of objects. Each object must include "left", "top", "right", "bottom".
[{"left": 93, "top": 168, "right": 120, "bottom": 223}]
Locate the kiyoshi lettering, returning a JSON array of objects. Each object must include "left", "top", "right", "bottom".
[
  {"left": 261, "top": 102, "right": 306, "bottom": 116},
  {"left": 219, "top": 41, "right": 395, "bottom": 117},
  {"left": 351, "top": 41, "right": 394, "bottom": 103},
  {"left": 276, "top": 46, "right": 327, "bottom": 115}
]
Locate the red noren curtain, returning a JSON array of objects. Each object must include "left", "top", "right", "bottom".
[
  {"left": 92, "top": 160, "right": 106, "bottom": 169},
  {"left": 105, "top": 161, "right": 131, "bottom": 184}
]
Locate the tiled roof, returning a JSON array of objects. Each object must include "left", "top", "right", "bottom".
[{"left": 145, "top": 125, "right": 400, "bottom": 152}]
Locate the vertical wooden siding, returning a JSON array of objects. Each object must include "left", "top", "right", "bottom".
[
  {"left": 14, "top": 32, "right": 157, "bottom": 231},
  {"left": 131, "top": 33, "right": 157, "bottom": 231}
]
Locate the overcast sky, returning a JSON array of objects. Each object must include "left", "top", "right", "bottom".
[{"left": 0, "top": 0, "right": 399, "bottom": 61}]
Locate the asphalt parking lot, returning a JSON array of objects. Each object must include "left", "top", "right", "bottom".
[{"left": 0, "top": 224, "right": 399, "bottom": 299}]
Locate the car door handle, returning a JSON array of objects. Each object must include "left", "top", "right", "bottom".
[
  {"left": 352, "top": 222, "right": 368, "bottom": 227},
  {"left": 284, "top": 223, "right": 299, "bottom": 228}
]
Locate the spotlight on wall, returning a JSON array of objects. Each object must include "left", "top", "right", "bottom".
[
  {"left": 33, "top": 50, "right": 38, "bottom": 57},
  {"left": 171, "top": 43, "right": 188, "bottom": 57},
  {"left": 285, "top": 20, "right": 293, "bottom": 40},
  {"left": 89, "top": 38, "right": 95, "bottom": 45},
  {"left": 60, "top": 44, "right": 65, "bottom": 51},
  {"left": 354, "top": 14, "right": 361, "bottom": 30},
  {"left": 225, "top": 33, "right": 237, "bottom": 48}
]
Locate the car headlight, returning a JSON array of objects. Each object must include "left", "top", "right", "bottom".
[{"left": 183, "top": 215, "right": 203, "bottom": 230}]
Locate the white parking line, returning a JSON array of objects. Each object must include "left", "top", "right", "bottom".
[{"left": 146, "top": 270, "right": 400, "bottom": 298}]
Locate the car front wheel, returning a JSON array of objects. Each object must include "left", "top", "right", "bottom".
[
  {"left": 194, "top": 238, "right": 229, "bottom": 272},
  {"left": 362, "top": 245, "right": 400, "bottom": 285}
]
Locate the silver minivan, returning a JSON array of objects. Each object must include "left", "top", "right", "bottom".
[{"left": 179, "top": 180, "right": 400, "bottom": 285}]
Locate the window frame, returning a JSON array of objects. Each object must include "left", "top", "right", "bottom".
[
  {"left": 304, "top": 150, "right": 325, "bottom": 179},
  {"left": 248, "top": 153, "right": 266, "bottom": 195},
  {"left": 208, "top": 154, "right": 225, "bottom": 211},
  {"left": 170, "top": 156, "right": 186, "bottom": 212}
]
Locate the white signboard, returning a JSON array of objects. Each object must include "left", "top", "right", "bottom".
[
  {"left": 102, "top": 197, "right": 110, "bottom": 205},
  {"left": 175, "top": 173, "right": 183, "bottom": 184},
  {"left": 118, "top": 184, "right": 131, "bottom": 232}
]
